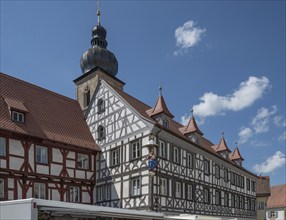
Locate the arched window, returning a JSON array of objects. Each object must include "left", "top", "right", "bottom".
[
  {"left": 83, "top": 87, "right": 90, "bottom": 107},
  {"left": 97, "top": 98, "right": 105, "bottom": 114},
  {"left": 97, "top": 125, "right": 105, "bottom": 141}
]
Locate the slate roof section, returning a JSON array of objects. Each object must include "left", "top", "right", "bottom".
[
  {"left": 0, "top": 72, "right": 99, "bottom": 151},
  {"left": 179, "top": 116, "right": 204, "bottom": 136},
  {"left": 230, "top": 147, "right": 244, "bottom": 161},
  {"left": 256, "top": 176, "right": 271, "bottom": 197},
  {"left": 267, "top": 184, "right": 286, "bottom": 208},
  {"left": 147, "top": 95, "right": 174, "bottom": 118}
]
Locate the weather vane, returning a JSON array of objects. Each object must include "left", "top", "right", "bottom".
[{"left": 159, "top": 83, "right": 162, "bottom": 96}]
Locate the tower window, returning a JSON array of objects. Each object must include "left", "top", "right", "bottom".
[
  {"left": 83, "top": 88, "right": 90, "bottom": 107},
  {"left": 97, "top": 98, "right": 105, "bottom": 114},
  {"left": 97, "top": 125, "right": 105, "bottom": 141}
]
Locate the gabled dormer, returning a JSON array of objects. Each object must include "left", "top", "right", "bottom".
[
  {"left": 146, "top": 87, "right": 174, "bottom": 129},
  {"left": 179, "top": 114, "right": 203, "bottom": 144},
  {"left": 213, "top": 133, "right": 231, "bottom": 159},
  {"left": 230, "top": 145, "right": 244, "bottom": 166},
  {"left": 4, "top": 97, "right": 28, "bottom": 124}
]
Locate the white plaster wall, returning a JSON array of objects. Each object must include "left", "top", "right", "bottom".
[
  {"left": 9, "top": 157, "right": 23, "bottom": 170},
  {"left": 36, "top": 164, "right": 49, "bottom": 175},
  {"left": 50, "top": 164, "right": 62, "bottom": 176},
  {"left": 67, "top": 169, "right": 74, "bottom": 178},
  {"left": 75, "top": 170, "right": 85, "bottom": 179},
  {"left": 0, "top": 159, "right": 6, "bottom": 168},
  {"left": 52, "top": 149, "right": 63, "bottom": 162},
  {"left": 66, "top": 159, "right": 75, "bottom": 168},
  {"left": 82, "top": 191, "right": 90, "bottom": 204},
  {"left": 52, "top": 189, "right": 60, "bottom": 201},
  {"left": 9, "top": 139, "right": 23, "bottom": 155}
]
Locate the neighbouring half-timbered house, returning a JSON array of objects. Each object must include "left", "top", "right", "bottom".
[
  {"left": 74, "top": 10, "right": 258, "bottom": 218},
  {"left": 0, "top": 72, "right": 100, "bottom": 204}
]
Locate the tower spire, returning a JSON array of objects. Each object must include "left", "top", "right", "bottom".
[{"left": 97, "top": 1, "right": 101, "bottom": 25}]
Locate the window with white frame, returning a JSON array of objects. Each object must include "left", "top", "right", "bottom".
[
  {"left": 77, "top": 153, "right": 89, "bottom": 169},
  {"left": 204, "top": 159, "right": 210, "bottom": 175},
  {"left": 0, "top": 178, "right": 4, "bottom": 199},
  {"left": 215, "top": 165, "right": 220, "bottom": 178},
  {"left": 34, "top": 182, "right": 46, "bottom": 199},
  {"left": 36, "top": 145, "right": 48, "bottom": 164},
  {"left": 268, "top": 211, "right": 278, "bottom": 218},
  {"left": 204, "top": 188, "right": 210, "bottom": 203},
  {"left": 97, "top": 98, "right": 105, "bottom": 114},
  {"left": 111, "top": 148, "right": 119, "bottom": 166},
  {"left": 173, "top": 147, "right": 180, "bottom": 164},
  {"left": 69, "top": 186, "right": 79, "bottom": 203},
  {"left": 159, "top": 140, "right": 167, "bottom": 158},
  {"left": 97, "top": 184, "right": 111, "bottom": 201},
  {"left": 11, "top": 111, "right": 25, "bottom": 123},
  {"left": 131, "top": 139, "right": 141, "bottom": 160},
  {"left": 131, "top": 177, "right": 141, "bottom": 196},
  {"left": 224, "top": 193, "right": 229, "bottom": 207},
  {"left": 187, "top": 184, "right": 193, "bottom": 200},
  {"left": 0, "top": 137, "right": 6, "bottom": 157},
  {"left": 160, "top": 178, "right": 167, "bottom": 196},
  {"left": 215, "top": 190, "right": 221, "bottom": 205},
  {"left": 175, "top": 182, "right": 181, "bottom": 198},
  {"left": 187, "top": 153, "right": 193, "bottom": 168}
]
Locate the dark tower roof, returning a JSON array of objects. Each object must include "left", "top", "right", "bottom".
[{"left": 80, "top": 9, "right": 118, "bottom": 76}]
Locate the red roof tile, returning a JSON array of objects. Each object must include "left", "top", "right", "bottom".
[
  {"left": 0, "top": 72, "right": 99, "bottom": 151},
  {"left": 215, "top": 137, "right": 231, "bottom": 153},
  {"left": 179, "top": 116, "right": 203, "bottom": 136},
  {"left": 230, "top": 147, "right": 244, "bottom": 161},
  {"left": 147, "top": 95, "right": 174, "bottom": 118},
  {"left": 267, "top": 184, "right": 286, "bottom": 208}
]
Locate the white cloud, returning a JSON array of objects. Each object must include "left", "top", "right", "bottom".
[
  {"left": 251, "top": 106, "right": 277, "bottom": 133},
  {"left": 238, "top": 127, "right": 253, "bottom": 144},
  {"left": 279, "top": 131, "right": 286, "bottom": 141},
  {"left": 192, "top": 76, "right": 270, "bottom": 118},
  {"left": 174, "top": 20, "right": 206, "bottom": 55},
  {"left": 253, "top": 151, "right": 286, "bottom": 174},
  {"left": 274, "top": 115, "right": 286, "bottom": 127}
]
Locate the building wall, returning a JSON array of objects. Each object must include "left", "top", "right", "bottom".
[
  {"left": 257, "top": 196, "right": 268, "bottom": 220},
  {"left": 0, "top": 132, "right": 97, "bottom": 204}
]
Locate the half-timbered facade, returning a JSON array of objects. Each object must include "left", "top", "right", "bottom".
[
  {"left": 74, "top": 9, "right": 258, "bottom": 219},
  {"left": 0, "top": 73, "right": 99, "bottom": 204}
]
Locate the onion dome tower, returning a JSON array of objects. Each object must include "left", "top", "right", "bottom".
[{"left": 80, "top": 9, "right": 118, "bottom": 76}]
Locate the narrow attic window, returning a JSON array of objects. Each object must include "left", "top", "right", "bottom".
[
  {"left": 97, "top": 98, "right": 105, "bottom": 114},
  {"left": 11, "top": 111, "right": 25, "bottom": 123},
  {"left": 83, "top": 87, "right": 90, "bottom": 107}
]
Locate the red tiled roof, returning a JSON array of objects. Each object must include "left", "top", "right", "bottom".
[
  {"left": 146, "top": 95, "right": 174, "bottom": 118},
  {"left": 179, "top": 116, "right": 203, "bottom": 136},
  {"left": 267, "top": 184, "right": 286, "bottom": 208},
  {"left": 214, "top": 137, "right": 231, "bottom": 153},
  {"left": 230, "top": 147, "right": 244, "bottom": 161},
  {"left": 257, "top": 176, "right": 271, "bottom": 197},
  {"left": 0, "top": 72, "right": 99, "bottom": 151}
]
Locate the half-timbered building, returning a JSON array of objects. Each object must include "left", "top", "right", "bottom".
[
  {"left": 74, "top": 10, "right": 258, "bottom": 218},
  {"left": 0, "top": 73, "right": 99, "bottom": 204}
]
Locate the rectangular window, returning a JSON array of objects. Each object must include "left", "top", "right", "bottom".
[
  {"left": 215, "top": 190, "right": 221, "bottom": 205},
  {"left": 0, "top": 178, "right": 4, "bottom": 199},
  {"left": 257, "top": 202, "right": 265, "bottom": 210},
  {"left": 251, "top": 180, "right": 256, "bottom": 192},
  {"left": 204, "top": 159, "right": 210, "bottom": 175},
  {"left": 34, "top": 182, "right": 46, "bottom": 199},
  {"left": 131, "top": 177, "right": 141, "bottom": 196},
  {"left": 69, "top": 186, "right": 80, "bottom": 203},
  {"left": 224, "top": 193, "right": 229, "bottom": 207},
  {"left": 239, "top": 196, "right": 244, "bottom": 209},
  {"left": 246, "top": 178, "right": 250, "bottom": 190},
  {"left": 173, "top": 147, "right": 180, "bottom": 164},
  {"left": 175, "top": 182, "right": 181, "bottom": 198},
  {"left": 77, "top": 153, "right": 89, "bottom": 169},
  {"left": 187, "top": 184, "right": 193, "bottom": 200},
  {"left": 231, "top": 194, "right": 235, "bottom": 207},
  {"left": 187, "top": 153, "right": 193, "bottom": 168},
  {"left": 131, "top": 140, "right": 141, "bottom": 160},
  {"left": 111, "top": 148, "right": 119, "bottom": 166},
  {"left": 224, "top": 169, "right": 228, "bottom": 182},
  {"left": 204, "top": 188, "right": 210, "bottom": 203},
  {"left": 230, "top": 172, "right": 235, "bottom": 185},
  {"left": 159, "top": 140, "right": 167, "bottom": 158},
  {"left": 36, "top": 145, "right": 48, "bottom": 164},
  {"left": 160, "top": 178, "right": 167, "bottom": 196},
  {"left": 11, "top": 111, "right": 25, "bottom": 123},
  {"left": 97, "top": 184, "right": 111, "bottom": 201},
  {"left": 215, "top": 165, "right": 220, "bottom": 179},
  {"left": 0, "top": 137, "right": 6, "bottom": 157}
]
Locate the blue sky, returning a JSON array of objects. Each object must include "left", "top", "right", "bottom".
[{"left": 1, "top": 1, "right": 285, "bottom": 185}]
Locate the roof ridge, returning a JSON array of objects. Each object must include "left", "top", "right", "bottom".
[{"left": 0, "top": 72, "right": 77, "bottom": 103}]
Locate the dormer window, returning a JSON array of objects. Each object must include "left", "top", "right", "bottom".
[
  {"left": 97, "top": 125, "right": 105, "bottom": 141},
  {"left": 163, "top": 119, "right": 169, "bottom": 128},
  {"left": 11, "top": 111, "right": 25, "bottom": 123},
  {"left": 97, "top": 98, "right": 105, "bottom": 114}
]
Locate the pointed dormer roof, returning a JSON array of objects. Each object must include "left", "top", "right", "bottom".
[
  {"left": 216, "top": 137, "right": 231, "bottom": 153},
  {"left": 231, "top": 146, "right": 244, "bottom": 161},
  {"left": 147, "top": 87, "right": 174, "bottom": 118},
  {"left": 179, "top": 116, "right": 203, "bottom": 135}
]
